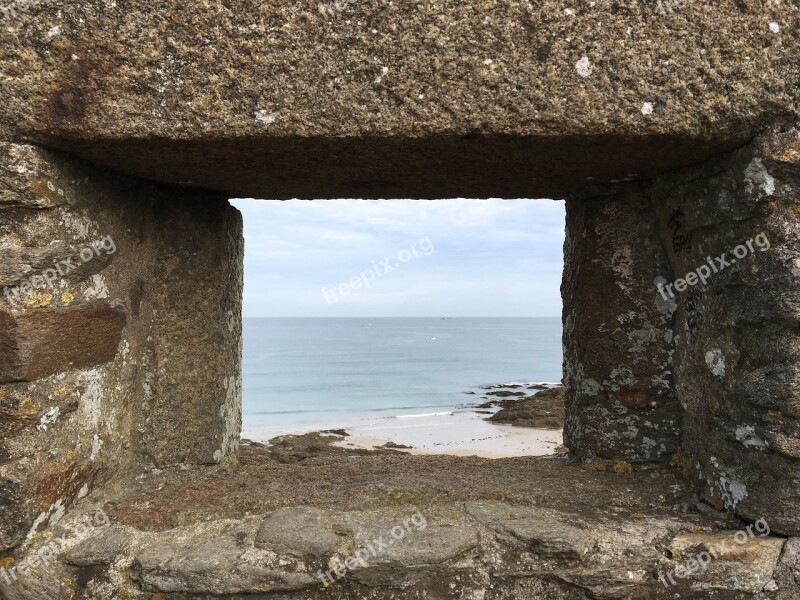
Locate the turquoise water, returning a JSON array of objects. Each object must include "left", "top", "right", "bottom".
[{"left": 241, "top": 317, "right": 562, "bottom": 437}]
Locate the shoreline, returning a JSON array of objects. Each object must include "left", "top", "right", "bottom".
[{"left": 245, "top": 382, "right": 565, "bottom": 459}]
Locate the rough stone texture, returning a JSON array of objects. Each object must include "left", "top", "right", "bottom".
[
  {"left": 1, "top": 445, "right": 795, "bottom": 599},
  {"left": 665, "top": 533, "right": 785, "bottom": 593},
  {"left": 562, "top": 128, "right": 800, "bottom": 534},
  {"left": 0, "top": 1, "right": 799, "bottom": 597},
  {"left": 647, "top": 129, "right": 800, "bottom": 537},
  {"left": 0, "top": 304, "right": 126, "bottom": 383},
  {"left": 255, "top": 507, "right": 341, "bottom": 558},
  {"left": 0, "top": 143, "right": 68, "bottom": 209},
  {"left": 0, "top": 1, "right": 798, "bottom": 199},
  {"left": 0, "top": 143, "right": 242, "bottom": 551},
  {"left": 345, "top": 516, "right": 477, "bottom": 571},
  {"left": 562, "top": 184, "right": 681, "bottom": 462},
  {"left": 773, "top": 537, "right": 800, "bottom": 598},
  {"left": 141, "top": 196, "right": 243, "bottom": 467}
]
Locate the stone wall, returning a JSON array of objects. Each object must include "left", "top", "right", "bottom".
[
  {"left": 562, "top": 184, "right": 681, "bottom": 463},
  {"left": 563, "top": 127, "right": 800, "bottom": 535},
  {"left": 0, "top": 0, "right": 799, "bottom": 592},
  {"left": 0, "top": 1, "right": 797, "bottom": 199},
  {"left": 650, "top": 130, "right": 800, "bottom": 537},
  {"left": 0, "top": 143, "right": 242, "bottom": 552}
]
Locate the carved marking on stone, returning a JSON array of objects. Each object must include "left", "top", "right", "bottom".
[{"left": 668, "top": 208, "right": 692, "bottom": 253}]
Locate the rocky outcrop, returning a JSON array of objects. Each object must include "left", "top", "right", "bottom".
[{"left": 484, "top": 385, "right": 566, "bottom": 430}]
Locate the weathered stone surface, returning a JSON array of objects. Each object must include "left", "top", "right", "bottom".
[
  {"left": 0, "top": 241, "right": 115, "bottom": 294},
  {"left": 0, "top": 304, "right": 126, "bottom": 383},
  {"left": 0, "top": 1, "right": 799, "bottom": 598},
  {"left": 6, "top": 442, "right": 798, "bottom": 599},
  {"left": 347, "top": 519, "right": 476, "bottom": 568},
  {"left": 65, "top": 444, "right": 728, "bottom": 597},
  {"left": 0, "top": 311, "right": 16, "bottom": 383},
  {"left": 0, "top": 2, "right": 798, "bottom": 198},
  {"left": 773, "top": 537, "right": 800, "bottom": 599},
  {"left": 466, "top": 499, "right": 724, "bottom": 598},
  {"left": 0, "top": 143, "right": 244, "bottom": 553},
  {"left": 63, "top": 525, "right": 131, "bottom": 567},
  {"left": 135, "top": 519, "right": 317, "bottom": 595},
  {"left": 142, "top": 197, "right": 243, "bottom": 467},
  {"left": 0, "top": 507, "right": 114, "bottom": 600},
  {"left": 560, "top": 127, "right": 800, "bottom": 536},
  {"left": 0, "top": 454, "right": 99, "bottom": 551},
  {"left": 12, "top": 490, "right": 792, "bottom": 598},
  {"left": 255, "top": 507, "right": 341, "bottom": 557},
  {"left": 563, "top": 184, "right": 681, "bottom": 462},
  {"left": 662, "top": 532, "right": 785, "bottom": 594},
  {"left": 0, "top": 243, "right": 69, "bottom": 288},
  {"left": 465, "top": 500, "right": 588, "bottom": 559},
  {"left": 648, "top": 130, "right": 800, "bottom": 536},
  {"left": 0, "top": 143, "right": 68, "bottom": 208}
]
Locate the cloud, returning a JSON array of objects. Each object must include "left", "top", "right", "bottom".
[{"left": 231, "top": 198, "right": 565, "bottom": 317}]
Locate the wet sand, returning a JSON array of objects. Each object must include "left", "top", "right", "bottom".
[{"left": 332, "top": 409, "right": 563, "bottom": 458}]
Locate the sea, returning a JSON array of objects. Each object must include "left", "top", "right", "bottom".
[{"left": 241, "top": 317, "right": 563, "bottom": 441}]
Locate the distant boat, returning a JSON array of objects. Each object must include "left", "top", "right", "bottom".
[{"left": 430, "top": 336, "right": 437, "bottom": 341}]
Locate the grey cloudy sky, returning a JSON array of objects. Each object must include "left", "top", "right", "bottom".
[{"left": 230, "top": 198, "right": 565, "bottom": 318}]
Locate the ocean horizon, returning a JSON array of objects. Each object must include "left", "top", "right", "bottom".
[{"left": 241, "top": 317, "right": 563, "bottom": 440}]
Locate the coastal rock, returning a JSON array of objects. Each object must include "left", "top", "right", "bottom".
[{"left": 486, "top": 386, "right": 566, "bottom": 430}]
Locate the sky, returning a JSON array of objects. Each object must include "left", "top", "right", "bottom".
[{"left": 229, "top": 198, "right": 565, "bottom": 318}]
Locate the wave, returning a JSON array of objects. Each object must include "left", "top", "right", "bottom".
[
  {"left": 394, "top": 411, "right": 453, "bottom": 419},
  {"left": 245, "top": 403, "right": 458, "bottom": 416},
  {"left": 244, "top": 381, "right": 562, "bottom": 427}
]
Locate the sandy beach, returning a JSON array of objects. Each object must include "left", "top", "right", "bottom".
[
  {"left": 331, "top": 409, "right": 563, "bottom": 458},
  {"left": 242, "top": 383, "right": 566, "bottom": 459}
]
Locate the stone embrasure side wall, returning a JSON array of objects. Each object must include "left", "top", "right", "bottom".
[
  {"left": 564, "top": 128, "right": 800, "bottom": 535},
  {"left": 651, "top": 131, "right": 800, "bottom": 537},
  {"left": 562, "top": 185, "right": 681, "bottom": 463},
  {"left": 0, "top": 143, "right": 242, "bottom": 552}
]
